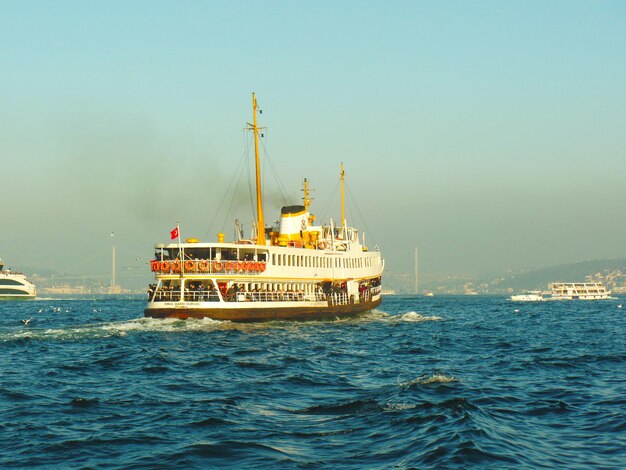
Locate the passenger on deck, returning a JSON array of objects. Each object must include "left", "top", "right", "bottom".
[
  {"left": 208, "top": 284, "right": 219, "bottom": 301},
  {"left": 226, "top": 285, "right": 236, "bottom": 301}
]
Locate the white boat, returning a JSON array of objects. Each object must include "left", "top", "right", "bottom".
[
  {"left": 0, "top": 260, "right": 37, "bottom": 300},
  {"left": 144, "top": 94, "right": 384, "bottom": 321},
  {"left": 510, "top": 291, "right": 544, "bottom": 302},
  {"left": 548, "top": 282, "right": 611, "bottom": 300}
]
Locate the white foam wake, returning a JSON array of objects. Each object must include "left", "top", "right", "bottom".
[
  {"left": 1, "top": 317, "right": 228, "bottom": 342},
  {"left": 400, "top": 311, "right": 442, "bottom": 322}
]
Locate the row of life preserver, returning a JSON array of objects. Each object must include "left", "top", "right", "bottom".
[{"left": 150, "top": 259, "right": 267, "bottom": 274}]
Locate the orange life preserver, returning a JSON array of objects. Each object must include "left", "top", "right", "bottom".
[
  {"left": 224, "top": 261, "right": 234, "bottom": 272},
  {"left": 161, "top": 261, "right": 171, "bottom": 272},
  {"left": 184, "top": 260, "right": 195, "bottom": 272},
  {"left": 150, "top": 260, "right": 159, "bottom": 272},
  {"left": 198, "top": 260, "right": 210, "bottom": 272},
  {"left": 245, "top": 261, "right": 254, "bottom": 272},
  {"left": 258, "top": 261, "right": 266, "bottom": 272},
  {"left": 213, "top": 261, "right": 224, "bottom": 271},
  {"left": 235, "top": 261, "right": 244, "bottom": 272},
  {"left": 171, "top": 260, "right": 181, "bottom": 272}
]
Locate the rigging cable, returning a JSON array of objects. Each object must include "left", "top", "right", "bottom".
[
  {"left": 259, "top": 134, "right": 293, "bottom": 205},
  {"left": 346, "top": 182, "right": 378, "bottom": 245},
  {"left": 202, "top": 147, "right": 249, "bottom": 240}
]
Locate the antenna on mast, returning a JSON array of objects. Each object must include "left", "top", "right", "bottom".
[{"left": 302, "top": 178, "right": 314, "bottom": 211}]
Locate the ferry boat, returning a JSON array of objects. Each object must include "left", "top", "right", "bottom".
[
  {"left": 144, "top": 94, "right": 384, "bottom": 321},
  {"left": 0, "top": 260, "right": 37, "bottom": 300},
  {"left": 548, "top": 282, "right": 611, "bottom": 300}
]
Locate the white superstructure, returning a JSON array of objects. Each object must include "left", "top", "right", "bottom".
[
  {"left": 0, "top": 261, "right": 37, "bottom": 300},
  {"left": 549, "top": 282, "right": 611, "bottom": 300}
]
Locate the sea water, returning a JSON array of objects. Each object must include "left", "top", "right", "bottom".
[{"left": 1, "top": 296, "right": 624, "bottom": 468}]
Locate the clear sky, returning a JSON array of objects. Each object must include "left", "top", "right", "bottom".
[{"left": 2, "top": 1, "right": 625, "bottom": 283}]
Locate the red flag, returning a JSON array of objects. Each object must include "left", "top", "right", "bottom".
[{"left": 170, "top": 226, "right": 179, "bottom": 240}]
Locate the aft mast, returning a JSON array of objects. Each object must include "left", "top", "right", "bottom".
[
  {"left": 340, "top": 162, "right": 346, "bottom": 236},
  {"left": 247, "top": 93, "right": 266, "bottom": 245}
]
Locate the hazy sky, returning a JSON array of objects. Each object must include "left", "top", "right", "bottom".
[{"left": 2, "top": 1, "right": 625, "bottom": 283}]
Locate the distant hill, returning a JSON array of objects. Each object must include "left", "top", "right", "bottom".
[
  {"left": 384, "top": 258, "right": 626, "bottom": 294},
  {"left": 486, "top": 259, "right": 626, "bottom": 292}
]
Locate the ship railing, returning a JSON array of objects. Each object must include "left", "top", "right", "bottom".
[
  {"left": 328, "top": 292, "right": 349, "bottom": 306},
  {"left": 225, "top": 290, "right": 326, "bottom": 303},
  {"left": 359, "top": 289, "right": 372, "bottom": 302},
  {"left": 152, "top": 290, "right": 182, "bottom": 302},
  {"left": 184, "top": 290, "right": 221, "bottom": 302},
  {"left": 152, "top": 288, "right": 326, "bottom": 303}
]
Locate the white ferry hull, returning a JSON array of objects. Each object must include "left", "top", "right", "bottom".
[{"left": 0, "top": 294, "right": 36, "bottom": 301}]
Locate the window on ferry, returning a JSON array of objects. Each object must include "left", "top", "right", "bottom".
[
  {"left": 0, "top": 279, "right": 25, "bottom": 286},
  {"left": 184, "top": 248, "right": 211, "bottom": 260},
  {"left": 218, "top": 249, "right": 237, "bottom": 261}
]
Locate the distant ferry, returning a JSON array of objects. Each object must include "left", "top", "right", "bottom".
[
  {"left": 511, "top": 282, "right": 611, "bottom": 301},
  {"left": 549, "top": 282, "right": 611, "bottom": 300},
  {"left": 144, "top": 94, "right": 384, "bottom": 321},
  {"left": 0, "top": 260, "right": 36, "bottom": 300}
]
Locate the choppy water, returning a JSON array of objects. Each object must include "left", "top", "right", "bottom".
[{"left": 1, "top": 295, "right": 624, "bottom": 468}]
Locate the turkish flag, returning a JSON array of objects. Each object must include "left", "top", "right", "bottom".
[{"left": 170, "top": 226, "right": 179, "bottom": 240}]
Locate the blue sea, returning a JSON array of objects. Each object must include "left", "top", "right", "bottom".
[{"left": 1, "top": 295, "right": 624, "bottom": 469}]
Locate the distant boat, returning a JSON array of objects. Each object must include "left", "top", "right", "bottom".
[
  {"left": 548, "top": 282, "right": 611, "bottom": 300},
  {"left": 381, "top": 289, "right": 396, "bottom": 296},
  {"left": 0, "top": 260, "right": 36, "bottom": 300},
  {"left": 511, "top": 283, "right": 612, "bottom": 301},
  {"left": 465, "top": 290, "right": 479, "bottom": 296},
  {"left": 510, "top": 291, "right": 545, "bottom": 302},
  {"left": 424, "top": 291, "right": 434, "bottom": 297}
]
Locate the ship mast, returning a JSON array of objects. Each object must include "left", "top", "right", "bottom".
[
  {"left": 340, "top": 162, "right": 346, "bottom": 232},
  {"left": 247, "top": 93, "right": 266, "bottom": 245}
]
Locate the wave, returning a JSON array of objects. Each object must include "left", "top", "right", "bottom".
[
  {"left": 398, "top": 373, "right": 458, "bottom": 388},
  {"left": 0, "top": 317, "right": 228, "bottom": 342},
  {"left": 400, "top": 311, "right": 442, "bottom": 322}
]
